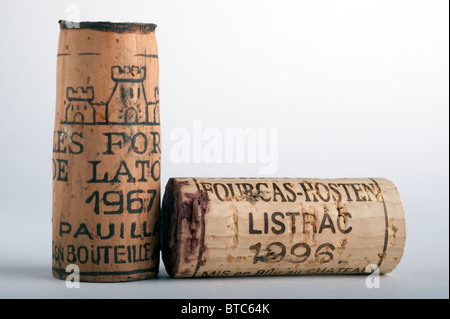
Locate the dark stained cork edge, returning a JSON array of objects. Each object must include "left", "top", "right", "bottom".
[
  {"left": 59, "top": 20, "right": 157, "bottom": 33},
  {"left": 161, "top": 178, "right": 210, "bottom": 278},
  {"left": 161, "top": 178, "right": 179, "bottom": 278}
]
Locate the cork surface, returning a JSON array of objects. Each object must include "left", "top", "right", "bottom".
[
  {"left": 59, "top": 20, "right": 157, "bottom": 33},
  {"left": 161, "top": 178, "right": 406, "bottom": 278},
  {"left": 52, "top": 23, "right": 160, "bottom": 282}
]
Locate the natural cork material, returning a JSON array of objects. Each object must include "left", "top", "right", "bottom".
[
  {"left": 52, "top": 21, "right": 161, "bottom": 282},
  {"left": 58, "top": 20, "right": 157, "bottom": 33},
  {"left": 161, "top": 178, "right": 406, "bottom": 278}
]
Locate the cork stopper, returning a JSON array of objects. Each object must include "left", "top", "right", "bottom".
[{"left": 58, "top": 20, "right": 157, "bottom": 33}]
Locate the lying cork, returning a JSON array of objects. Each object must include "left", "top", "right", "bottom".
[
  {"left": 52, "top": 21, "right": 161, "bottom": 282},
  {"left": 161, "top": 178, "right": 405, "bottom": 278}
]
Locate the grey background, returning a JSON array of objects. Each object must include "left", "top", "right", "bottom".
[{"left": 0, "top": 0, "right": 448, "bottom": 298}]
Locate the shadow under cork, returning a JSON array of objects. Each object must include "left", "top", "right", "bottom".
[{"left": 0, "top": 265, "right": 53, "bottom": 281}]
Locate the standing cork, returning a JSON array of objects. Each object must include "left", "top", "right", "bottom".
[
  {"left": 161, "top": 178, "right": 406, "bottom": 278},
  {"left": 52, "top": 21, "right": 161, "bottom": 282}
]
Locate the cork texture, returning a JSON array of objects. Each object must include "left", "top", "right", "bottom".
[
  {"left": 161, "top": 178, "right": 406, "bottom": 278},
  {"left": 52, "top": 22, "right": 161, "bottom": 282}
]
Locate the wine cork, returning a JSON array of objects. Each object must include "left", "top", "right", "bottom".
[
  {"left": 52, "top": 21, "right": 161, "bottom": 282},
  {"left": 161, "top": 178, "right": 405, "bottom": 278}
]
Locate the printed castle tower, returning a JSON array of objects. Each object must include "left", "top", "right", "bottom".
[
  {"left": 64, "top": 87, "right": 95, "bottom": 124},
  {"left": 61, "top": 66, "right": 159, "bottom": 126},
  {"left": 108, "top": 66, "right": 149, "bottom": 124}
]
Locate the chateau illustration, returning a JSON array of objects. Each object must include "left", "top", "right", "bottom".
[
  {"left": 65, "top": 87, "right": 96, "bottom": 124},
  {"left": 62, "top": 65, "right": 159, "bottom": 125}
]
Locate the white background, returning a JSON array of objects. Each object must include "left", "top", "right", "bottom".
[{"left": 0, "top": 0, "right": 448, "bottom": 298}]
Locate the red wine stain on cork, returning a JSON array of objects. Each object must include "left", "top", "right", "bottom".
[
  {"left": 161, "top": 179, "right": 188, "bottom": 277},
  {"left": 180, "top": 188, "right": 210, "bottom": 264},
  {"left": 199, "top": 245, "right": 208, "bottom": 266}
]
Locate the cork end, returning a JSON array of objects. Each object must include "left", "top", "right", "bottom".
[
  {"left": 161, "top": 178, "right": 181, "bottom": 278},
  {"left": 161, "top": 178, "right": 210, "bottom": 278},
  {"left": 58, "top": 20, "right": 157, "bottom": 33}
]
